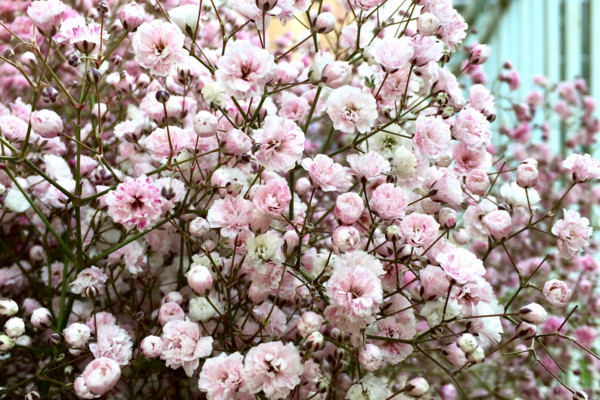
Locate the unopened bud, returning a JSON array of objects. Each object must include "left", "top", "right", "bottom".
[
  {"left": 518, "top": 303, "right": 548, "bottom": 325},
  {"left": 86, "top": 68, "right": 101, "bottom": 84},
  {"left": 515, "top": 321, "right": 537, "bottom": 340},
  {"left": 466, "top": 346, "right": 485, "bottom": 363},
  {"left": 305, "top": 331, "right": 325, "bottom": 352},
  {"left": 405, "top": 377, "right": 429, "bottom": 398},
  {"left": 155, "top": 89, "right": 170, "bottom": 104},
  {"left": 457, "top": 333, "right": 478, "bottom": 354}
]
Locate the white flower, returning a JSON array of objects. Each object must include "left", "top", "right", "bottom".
[
  {"left": 189, "top": 297, "right": 219, "bottom": 322},
  {"left": 346, "top": 374, "right": 390, "bottom": 400},
  {"left": 500, "top": 182, "right": 540, "bottom": 208},
  {"left": 420, "top": 298, "right": 461, "bottom": 328},
  {"left": 246, "top": 233, "right": 284, "bottom": 272},
  {"left": 4, "top": 188, "right": 30, "bottom": 213}
]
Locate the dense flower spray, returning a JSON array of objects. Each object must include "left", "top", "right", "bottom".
[{"left": 0, "top": 0, "right": 599, "bottom": 399}]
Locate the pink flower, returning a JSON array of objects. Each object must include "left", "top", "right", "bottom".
[
  {"left": 437, "top": 247, "right": 486, "bottom": 285},
  {"left": 334, "top": 192, "right": 365, "bottom": 225},
  {"left": 145, "top": 126, "right": 192, "bottom": 160},
  {"left": 371, "top": 183, "right": 408, "bottom": 220},
  {"left": 483, "top": 210, "right": 511, "bottom": 241},
  {"left": 161, "top": 320, "right": 213, "bottom": 377},
  {"left": 243, "top": 341, "right": 303, "bottom": 400},
  {"left": 0, "top": 115, "right": 29, "bottom": 142},
  {"left": 252, "top": 178, "right": 291, "bottom": 215},
  {"left": 452, "top": 142, "right": 492, "bottom": 174},
  {"left": 105, "top": 176, "right": 164, "bottom": 230},
  {"left": 347, "top": 152, "right": 391, "bottom": 183},
  {"left": 158, "top": 302, "right": 185, "bottom": 326},
  {"left": 70, "top": 266, "right": 107, "bottom": 295},
  {"left": 199, "top": 352, "right": 247, "bottom": 400},
  {"left": 207, "top": 195, "right": 255, "bottom": 237},
  {"left": 400, "top": 213, "right": 440, "bottom": 248},
  {"left": 413, "top": 115, "right": 451, "bottom": 161},
  {"left": 543, "top": 280, "right": 572, "bottom": 307},
  {"left": 301, "top": 154, "right": 351, "bottom": 192},
  {"left": 253, "top": 116, "right": 305, "bottom": 172},
  {"left": 563, "top": 153, "right": 600, "bottom": 183},
  {"left": 27, "top": 0, "right": 65, "bottom": 37},
  {"left": 372, "top": 315, "right": 415, "bottom": 364},
  {"left": 81, "top": 357, "right": 121, "bottom": 397},
  {"left": 119, "top": 2, "right": 145, "bottom": 32},
  {"left": 369, "top": 37, "right": 414, "bottom": 73},
  {"left": 216, "top": 40, "right": 276, "bottom": 99},
  {"left": 89, "top": 324, "right": 133, "bottom": 366},
  {"left": 133, "top": 20, "right": 186, "bottom": 76},
  {"left": 326, "top": 266, "right": 383, "bottom": 319},
  {"left": 420, "top": 265, "right": 450, "bottom": 300},
  {"left": 452, "top": 108, "right": 491, "bottom": 149},
  {"left": 57, "top": 17, "right": 109, "bottom": 54},
  {"left": 468, "top": 84, "right": 495, "bottom": 118},
  {"left": 516, "top": 158, "right": 539, "bottom": 188},
  {"left": 551, "top": 209, "right": 593, "bottom": 258},
  {"left": 410, "top": 35, "right": 444, "bottom": 66},
  {"left": 140, "top": 336, "right": 163, "bottom": 359},
  {"left": 326, "top": 86, "right": 378, "bottom": 133}
]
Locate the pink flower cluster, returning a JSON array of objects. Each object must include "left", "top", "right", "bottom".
[{"left": 0, "top": 0, "right": 599, "bottom": 399}]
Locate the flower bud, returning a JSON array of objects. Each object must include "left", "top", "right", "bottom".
[
  {"left": 440, "top": 384, "right": 457, "bottom": 400},
  {"left": 417, "top": 12, "right": 439, "bottom": 36},
  {"left": 68, "top": 54, "right": 80, "bottom": 67},
  {"left": 193, "top": 110, "right": 218, "bottom": 137},
  {"left": 189, "top": 217, "right": 210, "bottom": 238},
  {"left": 136, "top": 73, "right": 150, "bottom": 88},
  {"left": 25, "top": 390, "right": 41, "bottom": 400},
  {"left": 516, "top": 158, "right": 538, "bottom": 188},
  {"left": 543, "top": 279, "right": 572, "bottom": 307},
  {"left": 515, "top": 321, "right": 537, "bottom": 340},
  {"left": 438, "top": 207, "right": 457, "bottom": 229},
  {"left": 304, "top": 331, "right": 325, "bottom": 352},
  {"left": 186, "top": 264, "right": 213, "bottom": 296},
  {"left": 169, "top": 5, "right": 201, "bottom": 36},
  {"left": 31, "top": 308, "right": 52, "bottom": 329},
  {"left": 256, "top": 0, "right": 278, "bottom": 11},
  {"left": 140, "top": 335, "right": 163, "bottom": 358},
  {"left": 405, "top": 377, "right": 429, "bottom": 398},
  {"left": 457, "top": 333, "right": 478, "bottom": 354},
  {"left": 297, "top": 311, "right": 324, "bottom": 337},
  {"left": 0, "top": 298, "right": 18, "bottom": 316},
  {"left": 313, "top": 12, "right": 336, "bottom": 34},
  {"left": 41, "top": 86, "right": 59, "bottom": 103},
  {"left": 295, "top": 177, "right": 312, "bottom": 196},
  {"left": 86, "top": 68, "right": 102, "bottom": 84},
  {"left": 519, "top": 302, "right": 548, "bottom": 325},
  {"left": 84, "top": 286, "right": 99, "bottom": 299},
  {"left": 322, "top": 61, "right": 352, "bottom": 89},
  {"left": 466, "top": 346, "right": 485, "bottom": 363},
  {"left": 0, "top": 333, "right": 15, "bottom": 351},
  {"left": 64, "top": 323, "right": 91, "bottom": 348},
  {"left": 385, "top": 225, "right": 401, "bottom": 242},
  {"left": 573, "top": 391, "right": 589, "bottom": 400},
  {"left": 332, "top": 226, "right": 361, "bottom": 252},
  {"left": 96, "top": 0, "right": 109, "bottom": 14},
  {"left": 163, "top": 291, "right": 184, "bottom": 305},
  {"left": 155, "top": 89, "right": 170, "bottom": 104},
  {"left": 468, "top": 44, "right": 490, "bottom": 65},
  {"left": 48, "top": 332, "right": 62, "bottom": 346},
  {"left": 483, "top": 210, "right": 512, "bottom": 242},
  {"left": 119, "top": 2, "right": 145, "bottom": 32},
  {"left": 4, "top": 317, "right": 25, "bottom": 338},
  {"left": 358, "top": 344, "right": 382, "bottom": 371}
]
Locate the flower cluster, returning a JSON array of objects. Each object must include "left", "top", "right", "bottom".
[{"left": 0, "top": 0, "right": 599, "bottom": 399}]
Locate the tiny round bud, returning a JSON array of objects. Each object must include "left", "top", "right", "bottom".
[
  {"left": 48, "top": 332, "right": 62, "bottom": 346},
  {"left": 438, "top": 207, "right": 457, "bottom": 229},
  {"left": 516, "top": 158, "right": 538, "bottom": 188},
  {"left": 518, "top": 302, "right": 548, "bottom": 325},
  {"left": 305, "top": 331, "right": 325, "bottom": 352},
  {"left": 317, "top": 378, "right": 329, "bottom": 394},
  {"left": 68, "top": 54, "right": 81, "bottom": 67},
  {"left": 96, "top": 0, "right": 109, "bottom": 14},
  {"left": 86, "top": 68, "right": 101, "bottom": 84},
  {"left": 119, "top": 2, "right": 145, "bottom": 32},
  {"left": 31, "top": 308, "right": 53, "bottom": 329},
  {"left": 25, "top": 390, "right": 41, "bottom": 400},
  {"left": 405, "top": 377, "right": 429, "bottom": 398},
  {"left": 468, "top": 44, "right": 491, "bottom": 65},
  {"left": 193, "top": 110, "right": 218, "bottom": 137},
  {"left": 386, "top": 225, "right": 401, "bottom": 241},
  {"left": 295, "top": 177, "right": 312, "bottom": 196},
  {"left": 4, "top": 317, "right": 25, "bottom": 338},
  {"left": 573, "top": 391, "right": 589, "bottom": 400},
  {"left": 155, "top": 89, "right": 171, "bottom": 104},
  {"left": 466, "top": 346, "right": 485, "bottom": 364},
  {"left": 84, "top": 286, "right": 99, "bottom": 299},
  {"left": 189, "top": 217, "right": 210, "bottom": 238},
  {"left": 0, "top": 334, "right": 15, "bottom": 351},
  {"left": 186, "top": 264, "right": 213, "bottom": 296},
  {"left": 457, "top": 333, "right": 478, "bottom": 354},
  {"left": 328, "top": 327, "right": 342, "bottom": 342},
  {"left": 3, "top": 48, "right": 14, "bottom": 59},
  {"left": 0, "top": 298, "right": 18, "bottom": 316},
  {"left": 41, "top": 86, "right": 59, "bottom": 103},
  {"left": 135, "top": 311, "right": 145, "bottom": 322},
  {"left": 358, "top": 344, "right": 383, "bottom": 372},
  {"left": 161, "top": 185, "right": 176, "bottom": 201},
  {"left": 313, "top": 12, "right": 336, "bottom": 34},
  {"left": 256, "top": 0, "right": 278, "bottom": 11},
  {"left": 515, "top": 321, "right": 537, "bottom": 340},
  {"left": 136, "top": 73, "right": 151, "bottom": 88}
]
